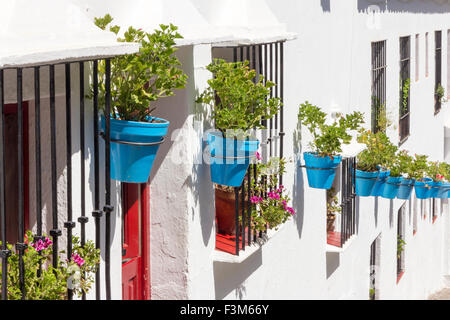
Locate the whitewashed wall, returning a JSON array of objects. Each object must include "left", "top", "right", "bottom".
[{"left": 149, "top": 0, "right": 450, "bottom": 300}]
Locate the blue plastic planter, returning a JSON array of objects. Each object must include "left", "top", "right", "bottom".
[
  {"left": 436, "top": 182, "right": 450, "bottom": 199},
  {"left": 381, "top": 176, "right": 403, "bottom": 199},
  {"left": 303, "top": 152, "right": 341, "bottom": 190},
  {"left": 371, "top": 169, "right": 390, "bottom": 197},
  {"left": 101, "top": 115, "right": 169, "bottom": 183},
  {"left": 414, "top": 178, "right": 433, "bottom": 199},
  {"left": 207, "top": 132, "right": 259, "bottom": 187},
  {"left": 397, "top": 178, "right": 415, "bottom": 200},
  {"left": 355, "top": 169, "right": 379, "bottom": 197},
  {"left": 429, "top": 181, "right": 443, "bottom": 198}
]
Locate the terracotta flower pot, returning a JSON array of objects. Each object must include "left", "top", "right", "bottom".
[
  {"left": 215, "top": 188, "right": 248, "bottom": 235},
  {"left": 327, "top": 215, "right": 336, "bottom": 233}
]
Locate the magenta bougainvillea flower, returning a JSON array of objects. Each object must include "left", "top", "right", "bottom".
[
  {"left": 31, "top": 237, "right": 53, "bottom": 252},
  {"left": 71, "top": 253, "right": 85, "bottom": 267}
]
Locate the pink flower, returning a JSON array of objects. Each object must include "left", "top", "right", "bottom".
[
  {"left": 72, "top": 253, "right": 85, "bottom": 267},
  {"left": 256, "top": 152, "right": 262, "bottom": 161},
  {"left": 286, "top": 207, "right": 296, "bottom": 215},
  {"left": 268, "top": 192, "right": 280, "bottom": 200}
]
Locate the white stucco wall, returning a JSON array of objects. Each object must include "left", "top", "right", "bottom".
[{"left": 149, "top": 0, "right": 450, "bottom": 300}]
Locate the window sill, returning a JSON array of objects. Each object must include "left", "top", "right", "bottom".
[
  {"left": 213, "top": 223, "right": 286, "bottom": 264},
  {"left": 397, "top": 271, "right": 405, "bottom": 284},
  {"left": 326, "top": 234, "right": 357, "bottom": 253}
]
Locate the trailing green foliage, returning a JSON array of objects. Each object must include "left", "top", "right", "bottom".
[
  {"left": 356, "top": 129, "right": 396, "bottom": 172},
  {"left": 93, "top": 14, "right": 188, "bottom": 122},
  {"left": 196, "top": 59, "right": 281, "bottom": 138},
  {"left": 401, "top": 78, "right": 410, "bottom": 114},
  {"left": 298, "top": 101, "right": 364, "bottom": 157},
  {"left": 436, "top": 83, "right": 446, "bottom": 104},
  {"left": 0, "top": 231, "right": 100, "bottom": 300}
]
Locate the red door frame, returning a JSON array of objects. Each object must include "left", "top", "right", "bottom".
[
  {"left": 4, "top": 102, "right": 29, "bottom": 233},
  {"left": 122, "top": 183, "right": 150, "bottom": 300}
]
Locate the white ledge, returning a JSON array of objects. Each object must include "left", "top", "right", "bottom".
[
  {"left": 212, "top": 222, "right": 286, "bottom": 263},
  {"left": 326, "top": 235, "right": 357, "bottom": 253}
]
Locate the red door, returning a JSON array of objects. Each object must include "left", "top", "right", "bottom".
[
  {"left": 1, "top": 103, "right": 29, "bottom": 244},
  {"left": 122, "top": 183, "right": 150, "bottom": 300}
]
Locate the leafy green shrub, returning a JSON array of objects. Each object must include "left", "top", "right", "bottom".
[
  {"left": 356, "top": 129, "right": 396, "bottom": 172},
  {"left": 93, "top": 14, "right": 188, "bottom": 122},
  {"left": 409, "top": 154, "right": 429, "bottom": 181},
  {"left": 196, "top": 59, "right": 281, "bottom": 138},
  {"left": 401, "top": 78, "right": 410, "bottom": 114},
  {"left": 0, "top": 231, "right": 100, "bottom": 300},
  {"left": 248, "top": 157, "right": 294, "bottom": 233},
  {"left": 298, "top": 101, "right": 364, "bottom": 158},
  {"left": 436, "top": 83, "right": 446, "bottom": 104}
]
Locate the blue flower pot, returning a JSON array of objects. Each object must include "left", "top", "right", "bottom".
[
  {"left": 430, "top": 181, "right": 443, "bottom": 198},
  {"left": 437, "top": 182, "right": 450, "bottom": 199},
  {"left": 101, "top": 115, "right": 169, "bottom": 183},
  {"left": 371, "top": 169, "right": 390, "bottom": 197},
  {"left": 303, "top": 152, "right": 341, "bottom": 190},
  {"left": 397, "top": 178, "right": 415, "bottom": 200},
  {"left": 355, "top": 169, "right": 379, "bottom": 197},
  {"left": 207, "top": 132, "right": 259, "bottom": 187},
  {"left": 414, "top": 178, "right": 433, "bottom": 199},
  {"left": 381, "top": 176, "right": 403, "bottom": 199}
]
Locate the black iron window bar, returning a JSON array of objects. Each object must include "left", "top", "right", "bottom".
[
  {"left": 435, "top": 30, "right": 442, "bottom": 113},
  {"left": 399, "top": 36, "right": 411, "bottom": 144},
  {"left": 397, "top": 205, "right": 405, "bottom": 276},
  {"left": 214, "top": 41, "right": 285, "bottom": 256},
  {"left": 339, "top": 157, "right": 357, "bottom": 247},
  {"left": 0, "top": 59, "right": 114, "bottom": 300},
  {"left": 371, "top": 40, "right": 387, "bottom": 133}
]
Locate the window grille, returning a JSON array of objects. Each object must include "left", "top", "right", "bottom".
[
  {"left": 212, "top": 42, "right": 285, "bottom": 256},
  {"left": 399, "top": 36, "right": 411, "bottom": 144},
  {"left": 371, "top": 41, "right": 387, "bottom": 133},
  {"left": 0, "top": 60, "right": 114, "bottom": 300},
  {"left": 397, "top": 204, "right": 406, "bottom": 279},
  {"left": 435, "top": 30, "right": 442, "bottom": 113}
]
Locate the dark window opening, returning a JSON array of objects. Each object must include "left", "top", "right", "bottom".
[
  {"left": 371, "top": 41, "right": 387, "bottom": 133},
  {"left": 399, "top": 36, "right": 410, "bottom": 144}
]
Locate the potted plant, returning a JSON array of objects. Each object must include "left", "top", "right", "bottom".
[
  {"left": 436, "top": 83, "right": 446, "bottom": 105},
  {"left": 214, "top": 181, "right": 248, "bottom": 235},
  {"left": 381, "top": 149, "right": 405, "bottom": 199},
  {"left": 197, "top": 59, "right": 280, "bottom": 187},
  {"left": 93, "top": 15, "right": 188, "bottom": 183},
  {"left": 298, "top": 101, "right": 364, "bottom": 190},
  {"left": 326, "top": 187, "right": 341, "bottom": 232},
  {"left": 249, "top": 157, "right": 295, "bottom": 233},
  {"left": 440, "top": 163, "right": 450, "bottom": 199},
  {"left": 355, "top": 129, "right": 393, "bottom": 197},
  {"left": 413, "top": 154, "right": 432, "bottom": 199},
  {"left": 427, "top": 161, "right": 445, "bottom": 198},
  {"left": 395, "top": 150, "right": 416, "bottom": 200},
  {"left": 0, "top": 231, "right": 100, "bottom": 300}
]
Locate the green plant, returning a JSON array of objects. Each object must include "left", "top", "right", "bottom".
[
  {"left": 93, "top": 14, "right": 188, "bottom": 122},
  {"left": 409, "top": 154, "right": 429, "bottom": 181},
  {"left": 401, "top": 78, "right": 410, "bottom": 114},
  {"left": 356, "top": 129, "right": 397, "bottom": 172},
  {"left": 397, "top": 235, "right": 406, "bottom": 260},
  {"left": 326, "top": 187, "right": 341, "bottom": 232},
  {"left": 371, "top": 97, "right": 392, "bottom": 133},
  {"left": 427, "top": 161, "right": 445, "bottom": 182},
  {"left": 0, "top": 231, "right": 100, "bottom": 300},
  {"left": 436, "top": 83, "right": 446, "bottom": 104},
  {"left": 196, "top": 59, "right": 280, "bottom": 139},
  {"left": 396, "top": 150, "right": 414, "bottom": 179},
  {"left": 248, "top": 157, "right": 295, "bottom": 233},
  {"left": 298, "top": 101, "right": 364, "bottom": 158}
]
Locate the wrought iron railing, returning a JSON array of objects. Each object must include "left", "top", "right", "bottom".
[
  {"left": 0, "top": 59, "right": 113, "bottom": 300},
  {"left": 213, "top": 41, "right": 285, "bottom": 256}
]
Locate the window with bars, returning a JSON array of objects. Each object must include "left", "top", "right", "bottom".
[
  {"left": 326, "top": 157, "right": 357, "bottom": 248},
  {"left": 0, "top": 60, "right": 114, "bottom": 300},
  {"left": 212, "top": 42, "right": 285, "bottom": 256},
  {"left": 371, "top": 40, "right": 387, "bottom": 133},
  {"left": 397, "top": 204, "right": 406, "bottom": 283},
  {"left": 435, "top": 30, "right": 442, "bottom": 113},
  {"left": 399, "top": 36, "right": 411, "bottom": 144}
]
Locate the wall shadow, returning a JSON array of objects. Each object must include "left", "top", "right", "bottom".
[
  {"left": 326, "top": 252, "right": 340, "bottom": 278},
  {"left": 293, "top": 125, "right": 304, "bottom": 238},
  {"left": 321, "top": 0, "right": 331, "bottom": 12},
  {"left": 213, "top": 249, "right": 263, "bottom": 299}
]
